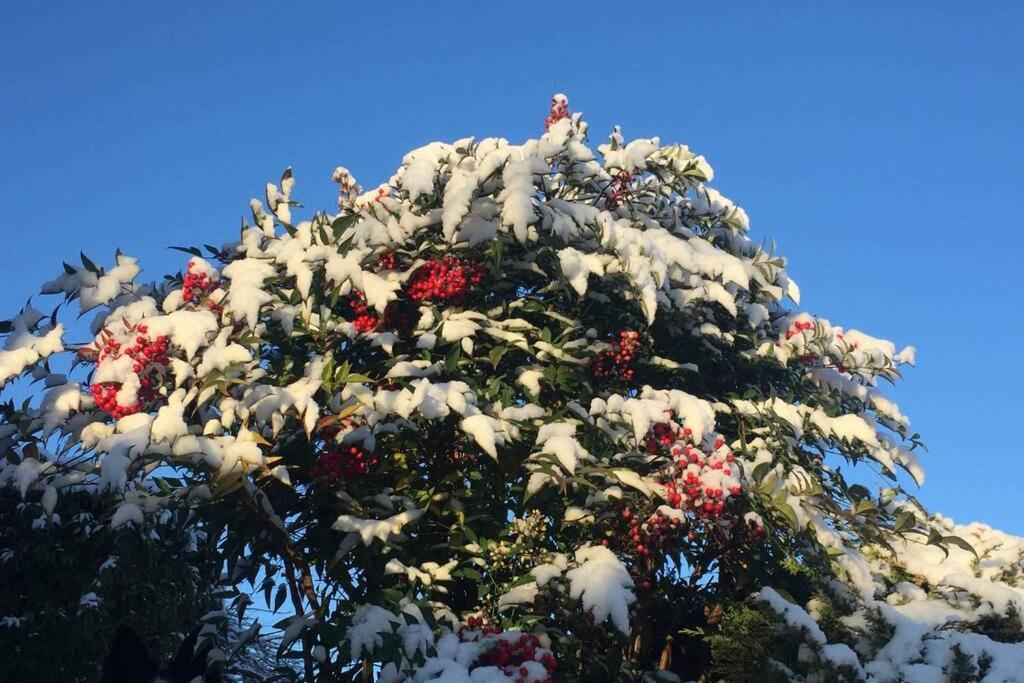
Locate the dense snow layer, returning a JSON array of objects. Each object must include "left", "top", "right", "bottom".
[{"left": 755, "top": 517, "right": 1024, "bottom": 682}]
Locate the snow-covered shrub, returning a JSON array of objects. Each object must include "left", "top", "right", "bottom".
[{"left": 1, "top": 94, "right": 1022, "bottom": 681}]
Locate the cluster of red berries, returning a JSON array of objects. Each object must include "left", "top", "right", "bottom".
[
  {"left": 344, "top": 291, "right": 380, "bottom": 334},
  {"left": 746, "top": 515, "right": 767, "bottom": 540},
  {"left": 89, "top": 324, "right": 171, "bottom": 419},
  {"left": 785, "top": 319, "right": 814, "bottom": 340},
  {"left": 375, "top": 251, "right": 398, "bottom": 271},
  {"left": 343, "top": 293, "right": 422, "bottom": 337},
  {"left": 89, "top": 382, "right": 146, "bottom": 420},
  {"left": 835, "top": 331, "right": 858, "bottom": 349},
  {"left": 406, "top": 256, "right": 484, "bottom": 304},
  {"left": 591, "top": 330, "right": 640, "bottom": 380},
  {"left": 785, "top": 319, "right": 825, "bottom": 367},
  {"left": 342, "top": 253, "right": 480, "bottom": 336},
  {"left": 545, "top": 94, "right": 570, "bottom": 132},
  {"left": 478, "top": 632, "right": 556, "bottom": 683},
  {"left": 602, "top": 419, "right": 749, "bottom": 557},
  {"left": 644, "top": 421, "right": 685, "bottom": 453},
  {"left": 181, "top": 260, "right": 217, "bottom": 305},
  {"left": 605, "top": 171, "right": 635, "bottom": 209},
  {"left": 447, "top": 444, "right": 476, "bottom": 465},
  {"left": 785, "top": 323, "right": 861, "bottom": 372},
  {"left": 659, "top": 434, "right": 741, "bottom": 519},
  {"left": 636, "top": 508, "right": 688, "bottom": 554},
  {"left": 614, "top": 506, "right": 665, "bottom": 558},
  {"left": 309, "top": 443, "right": 378, "bottom": 482},
  {"left": 610, "top": 502, "right": 764, "bottom": 568},
  {"left": 462, "top": 615, "right": 501, "bottom": 636},
  {"left": 382, "top": 298, "right": 420, "bottom": 336}
]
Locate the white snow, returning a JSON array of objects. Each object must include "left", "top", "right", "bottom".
[
  {"left": 565, "top": 544, "right": 635, "bottom": 634},
  {"left": 0, "top": 309, "right": 64, "bottom": 387},
  {"left": 110, "top": 502, "right": 144, "bottom": 528},
  {"left": 333, "top": 507, "right": 424, "bottom": 545}
]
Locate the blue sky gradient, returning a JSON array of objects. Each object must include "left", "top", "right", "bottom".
[{"left": 2, "top": 3, "right": 1022, "bottom": 530}]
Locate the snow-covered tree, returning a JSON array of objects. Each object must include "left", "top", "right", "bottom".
[{"left": 1, "top": 95, "right": 1021, "bottom": 681}]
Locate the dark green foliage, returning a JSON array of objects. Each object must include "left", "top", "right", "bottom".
[
  {"left": 706, "top": 604, "right": 790, "bottom": 683},
  {"left": 864, "top": 606, "right": 896, "bottom": 654},
  {"left": 812, "top": 592, "right": 857, "bottom": 648},
  {"left": 0, "top": 490, "right": 219, "bottom": 682},
  {"left": 971, "top": 602, "right": 1024, "bottom": 644},
  {"left": 944, "top": 645, "right": 980, "bottom": 683}
]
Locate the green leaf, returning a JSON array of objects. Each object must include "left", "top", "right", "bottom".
[
  {"left": 751, "top": 461, "right": 772, "bottom": 483},
  {"left": 488, "top": 346, "right": 509, "bottom": 370},
  {"left": 853, "top": 498, "right": 878, "bottom": 515},
  {"left": 926, "top": 528, "right": 950, "bottom": 558},
  {"left": 942, "top": 534, "right": 977, "bottom": 557},
  {"left": 757, "top": 471, "right": 779, "bottom": 496},
  {"left": 893, "top": 511, "right": 916, "bottom": 534},
  {"left": 273, "top": 584, "right": 287, "bottom": 613},
  {"left": 445, "top": 344, "right": 462, "bottom": 373},
  {"left": 776, "top": 502, "right": 799, "bottom": 530},
  {"left": 491, "top": 238, "right": 504, "bottom": 269},
  {"left": 848, "top": 484, "right": 871, "bottom": 502},
  {"left": 331, "top": 214, "right": 358, "bottom": 239},
  {"left": 80, "top": 252, "right": 100, "bottom": 273}
]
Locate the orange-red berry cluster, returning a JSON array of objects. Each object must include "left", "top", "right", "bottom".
[
  {"left": 89, "top": 382, "right": 146, "bottom": 420},
  {"left": 310, "top": 443, "right": 378, "bottom": 481},
  {"left": 545, "top": 95, "right": 569, "bottom": 132},
  {"left": 343, "top": 254, "right": 481, "bottom": 335},
  {"left": 344, "top": 291, "right": 380, "bottom": 334},
  {"left": 344, "top": 294, "right": 421, "bottom": 337},
  {"left": 182, "top": 261, "right": 216, "bottom": 305},
  {"left": 89, "top": 324, "right": 170, "bottom": 419},
  {"left": 382, "top": 298, "right": 420, "bottom": 336},
  {"left": 785, "top": 319, "right": 814, "bottom": 340},
  {"left": 407, "top": 256, "right": 483, "bottom": 305},
  {"left": 660, "top": 434, "right": 741, "bottom": 519},
  {"left": 375, "top": 251, "right": 398, "bottom": 271},
  {"left": 463, "top": 615, "right": 501, "bottom": 636},
  {"left": 616, "top": 506, "right": 665, "bottom": 558},
  {"left": 605, "top": 171, "right": 634, "bottom": 209},
  {"left": 480, "top": 632, "right": 556, "bottom": 683},
  {"left": 746, "top": 516, "right": 766, "bottom": 539},
  {"left": 644, "top": 421, "right": 680, "bottom": 453},
  {"left": 591, "top": 330, "right": 640, "bottom": 380}
]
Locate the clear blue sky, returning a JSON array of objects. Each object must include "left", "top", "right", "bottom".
[{"left": 2, "top": 3, "right": 1021, "bottom": 531}]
